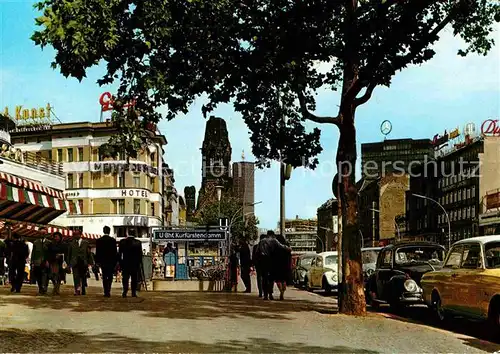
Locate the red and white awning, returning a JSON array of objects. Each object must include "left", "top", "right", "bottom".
[
  {"left": 0, "top": 220, "right": 101, "bottom": 240},
  {"left": 0, "top": 172, "right": 64, "bottom": 199}
]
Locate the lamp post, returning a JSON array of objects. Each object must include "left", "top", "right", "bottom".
[
  {"left": 412, "top": 193, "right": 451, "bottom": 250},
  {"left": 215, "top": 185, "right": 223, "bottom": 223},
  {"left": 369, "top": 208, "right": 401, "bottom": 242}
]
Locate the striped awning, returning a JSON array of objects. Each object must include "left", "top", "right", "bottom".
[
  {"left": 0, "top": 220, "right": 101, "bottom": 240},
  {"left": 0, "top": 172, "right": 77, "bottom": 224}
]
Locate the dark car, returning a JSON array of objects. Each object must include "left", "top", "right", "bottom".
[
  {"left": 366, "top": 242, "right": 445, "bottom": 311},
  {"left": 292, "top": 253, "right": 316, "bottom": 288}
]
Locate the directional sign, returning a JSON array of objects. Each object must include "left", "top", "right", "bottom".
[{"left": 153, "top": 229, "right": 226, "bottom": 241}]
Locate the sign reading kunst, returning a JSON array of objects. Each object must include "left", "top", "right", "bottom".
[
  {"left": 153, "top": 229, "right": 226, "bottom": 241},
  {"left": 3, "top": 104, "right": 52, "bottom": 125}
]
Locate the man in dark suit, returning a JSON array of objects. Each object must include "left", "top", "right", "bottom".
[
  {"left": 8, "top": 233, "right": 29, "bottom": 293},
  {"left": 68, "top": 231, "right": 92, "bottom": 295},
  {"left": 239, "top": 240, "right": 252, "bottom": 293},
  {"left": 95, "top": 226, "right": 118, "bottom": 297},
  {"left": 31, "top": 228, "right": 51, "bottom": 295},
  {"left": 118, "top": 232, "right": 143, "bottom": 298}
]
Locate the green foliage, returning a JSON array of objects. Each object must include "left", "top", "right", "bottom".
[
  {"left": 194, "top": 185, "right": 259, "bottom": 245},
  {"left": 33, "top": 0, "right": 498, "bottom": 166}
]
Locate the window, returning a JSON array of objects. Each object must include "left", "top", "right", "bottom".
[
  {"left": 78, "top": 173, "right": 84, "bottom": 188},
  {"left": 444, "top": 245, "right": 463, "bottom": 268},
  {"left": 380, "top": 251, "right": 392, "bottom": 268},
  {"left": 461, "top": 244, "right": 481, "bottom": 269},
  {"left": 67, "top": 173, "right": 74, "bottom": 189},
  {"left": 134, "top": 175, "right": 140, "bottom": 188},
  {"left": 48, "top": 151, "right": 52, "bottom": 161},
  {"left": 467, "top": 188, "right": 471, "bottom": 199},
  {"left": 78, "top": 200, "right": 84, "bottom": 213},
  {"left": 325, "top": 255, "right": 338, "bottom": 265},
  {"left": 151, "top": 202, "right": 155, "bottom": 216},
  {"left": 78, "top": 147, "right": 84, "bottom": 161},
  {"left": 118, "top": 172, "right": 125, "bottom": 188},
  {"left": 472, "top": 186, "right": 476, "bottom": 198},
  {"left": 316, "top": 257, "right": 323, "bottom": 268},
  {"left": 118, "top": 199, "right": 125, "bottom": 214},
  {"left": 57, "top": 149, "right": 63, "bottom": 162},
  {"left": 150, "top": 177, "right": 155, "bottom": 190},
  {"left": 472, "top": 206, "right": 476, "bottom": 217},
  {"left": 67, "top": 148, "right": 73, "bottom": 162},
  {"left": 134, "top": 199, "right": 141, "bottom": 214},
  {"left": 485, "top": 242, "right": 500, "bottom": 269}
]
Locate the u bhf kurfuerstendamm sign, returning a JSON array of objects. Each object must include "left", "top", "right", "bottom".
[{"left": 3, "top": 103, "right": 53, "bottom": 126}]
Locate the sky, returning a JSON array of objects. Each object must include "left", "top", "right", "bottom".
[{"left": 1, "top": 1, "right": 499, "bottom": 230}]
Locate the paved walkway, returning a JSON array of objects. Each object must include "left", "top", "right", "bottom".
[{"left": 0, "top": 283, "right": 498, "bottom": 353}]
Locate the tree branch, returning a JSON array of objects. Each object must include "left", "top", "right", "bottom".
[
  {"left": 354, "top": 82, "right": 376, "bottom": 107},
  {"left": 297, "top": 89, "right": 341, "bottom": 126}
]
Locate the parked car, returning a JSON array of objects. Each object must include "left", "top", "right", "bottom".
[
  {"left": 305, "top": 251, "right": 338, "bottom": 294},
  {"left": 421, "top": 235, "right": 500, "bottom": 332},
  {"left": 366, "top": 242, "right": 445, "bottom": 310},
  {"left": 292, "top": 253, "right": 316, "bottom": 288},
  {"left": 362, "top": 247, "right": 382, "bottom": 279}
]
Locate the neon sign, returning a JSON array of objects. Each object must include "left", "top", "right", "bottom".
[
  {"left": 2, "top": 104, "right": 52, "bottom": 126},
  {"left": 99, "top": 92, "right": 136, "bottom": 112},
  {"left": 481, "top": 119, "right": 500, "bottom": 137}
]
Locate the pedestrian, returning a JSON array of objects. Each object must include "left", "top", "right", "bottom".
[
  {"left": 31, "top": 228, "right": 51, "bottom": 295},
  {"left": 95, "top": 226, "right": 118, "bottom": 297},
  {"left": 118, "top": 232, "right": 142, "bottom": 298},
  {"left": 229, "top": 248, "right": 239, "bottom": 292},
  {"left": 91, "top": 256, "right": 100, "bottom": 281},
  {"left": 258, "top": 230, "right": 290, "bottom": 300},
  {"left": 7, "top": 233, "right": 29, "bottom": 293},
  {"left": 0, "top": 238, "right": 7, "bottom": 285},
  {"left": 68, "top": 231, "right": 92, "bottom": 295},
  {"left": 239, "top": 240, "right": 252, "bottom": 293},
  {"left": 273, "top": 234, "right": 292, "bottom": 301},
  {"left": 47, "top": 232, "right": 65, "bottom": 295},
  {"left": 252, "top": 235, "right": 265, "bottom": 298}
]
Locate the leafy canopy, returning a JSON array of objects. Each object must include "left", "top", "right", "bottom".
[{"left": 33, "top": 0, "right": 499, "bottom": 167}]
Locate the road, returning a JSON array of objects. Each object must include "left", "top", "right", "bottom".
[{"left": 1, "top": 282, "right": 499, "bottom": 353}]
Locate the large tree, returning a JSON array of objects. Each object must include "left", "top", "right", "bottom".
[{"left": 32, "top": 0, "right": 498, "bottom": 314}]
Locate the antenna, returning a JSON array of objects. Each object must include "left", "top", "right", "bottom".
[{"left": 49, "top": 105, "right": 63, "bottom": 124}]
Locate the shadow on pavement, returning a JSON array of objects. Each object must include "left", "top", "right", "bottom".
[
  {"left": 0, "top": 286, "right": 337, "bottom": 321},
  {"left": 0, "top": 328, "right": 378, "bottom": 353},
  {"left": 368, "top": 304, "right": 500, "bottom": 350}
]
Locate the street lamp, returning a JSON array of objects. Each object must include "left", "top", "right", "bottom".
[
  {"left": 412, "top": 193, "right": 451, "bottom": 250},
  {"left": 369, "top": 208, "right": 401, "bottom": 242}
]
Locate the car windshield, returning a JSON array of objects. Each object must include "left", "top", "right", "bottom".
[
  {"left": 485, "top": 242, "right": 500, "bottom": 269},
  {"left": 300, "top": 257, "right": 314, "bottom": 267},
  {"left": 325, "top": 255, "right": 338, "bottom": 265},
  {"left": 362, "top": 250, "right": 379, "bottom": 264},
  {"left": 395, "top": 246, "right": 444, "bottom": 265}
]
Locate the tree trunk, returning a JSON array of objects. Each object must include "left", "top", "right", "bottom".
[{"left": 336, "top": 106, "right": 366, "bottom": 316}]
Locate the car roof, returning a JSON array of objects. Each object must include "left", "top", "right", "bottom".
[
  {"left": 318, "top": 251, "right": 338, "bottom": 256},
  {"left": 362, "top": 247, "right": 382, "bottom": 251},
  {"left": 299, "top": 253, "right": 317, "bottom": 258},
  {"left": 382, "top": 241, "right": 445, "bottom": 250},
  {"left": 453, "top": 235, "right": 500, "bottom": 246}
]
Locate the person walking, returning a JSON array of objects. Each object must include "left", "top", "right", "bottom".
[
  {"left": 31, "top": 228, "right": 51, "bottom": 295},
  {"left": 118, "top": 232, "right": 142, "bottom": 298},
  {"left": 258, "top": 230, "right": 290, "bottom": 300},
  {"left": 46, "top": 232, "right": 65, "bottom": 295},
  {"left": 273, "top": 234, "right": 292, "bottom": 301},
  {"left": 8, "top": 233, "right": 29, "bottom": 293},
  {"left": 252, "top": 235, "right": 265, "bottom": 297},
  {"left": 239, "top": 240, "right": 252, "bottom": 293},
  {"left": 68, "top": 231, "right": 92, "bottom": 295},
  {"left": 95, "top": 226, "right": 118, "bottom": 297}
]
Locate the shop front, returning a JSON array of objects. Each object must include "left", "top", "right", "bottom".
[{"left": 153, "top": 228, "right": 226, "bottom": 280}]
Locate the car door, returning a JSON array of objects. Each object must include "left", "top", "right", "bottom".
[
  {"left": 376, "top": 250, "right": 393, "bottom": 301},
  {"left": 439, "top": 245, "right": 464, "bottom": 311},
  {"left": 453, "top": 242, "right": 484, "bottom": 318},
  {"left": 308, "top": 258, "right": 316, "bottom": 287},
  {"left": 314, "top": 256, "right": 324, "bottom": 287}
]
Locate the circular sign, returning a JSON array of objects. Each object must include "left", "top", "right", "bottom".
[{"left": 380, "top": 120, "right": 392, "bottom": 135}]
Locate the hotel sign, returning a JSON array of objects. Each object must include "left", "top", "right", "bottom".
[
  {"left": 121, "top": 189, "right": 150, "bottom": 198},
  {"left": 3, "top": 104, "right": 52, "bottom": 126},
  {"left": 153, "top": 229, "right": 226, "bottom": 241}
]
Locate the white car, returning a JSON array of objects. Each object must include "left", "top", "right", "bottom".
[{"left": 305, "top": 251, "right": 339, "bottom": 293}]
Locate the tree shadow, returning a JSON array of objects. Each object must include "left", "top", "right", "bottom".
[
  {"left": 0, "top": 286, "right": 338, "bottom": 321},
  {"left": 0, "top": 328, "right": 378, "bottom": 353},
  {"left": 369, "top": 305, "right": 500, "bottom": 349}
]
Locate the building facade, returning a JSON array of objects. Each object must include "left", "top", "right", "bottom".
[
  {"left": 282, "top": 216, "right": 317, "bottom": 254},
  {"left": 361, "top": 138, "right": 433, "bottom": 177},
  {"left": 317, "top": 198, "right": 339, "bottom": 252},
  {"left": 479, "top": 136, "right": 500, "bottom": 235},
  {"left": 11, "top": 121, "right": 170, "bottom": 243},
  {"left": 232, "top": 161, "right": 255, "bottom": 216}
]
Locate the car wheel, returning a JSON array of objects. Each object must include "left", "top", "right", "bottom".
[
  {"left": 488, "top": 297, "right": 500, "bottom": 335},
  {"left": 432, "top": 291, "right": 446, "bottom": 322},
  {"left": 322, "top": 277, "right": 331, "bottom": 295}
]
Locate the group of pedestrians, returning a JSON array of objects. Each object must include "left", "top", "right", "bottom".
[
  {"left": 0, "top": 226, "right": 143, "bottom": 298},
  {"left": 232, "top": 230, "right": 291, "bottom": 300}
]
